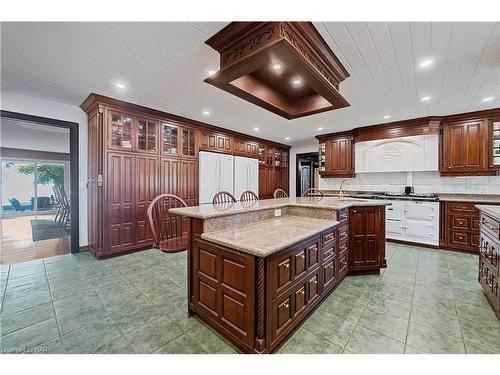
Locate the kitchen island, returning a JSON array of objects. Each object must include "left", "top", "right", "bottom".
[{"left": 170, "top": 197, "right": 391, "bottom": 353}]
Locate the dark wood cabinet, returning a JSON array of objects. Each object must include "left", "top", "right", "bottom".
[
  {"left": 258, "top": 145, "right": 289, "bottom": 199},
  {"left": 441, "top": 119, "right": 489, "bottom": 175},
  {"left": 441, "top": 201, "right": 481, "bottom": 253},
  {"left": 477, "top": 210, "right": 500, "bottom": 318},
  {"left": 82, "top": 93, "right": 290, "bottom": 258},
  {"left": 348, "top": 206, "right": 386, "bottom": 273},
  {"left": 200, "top": 131, "right": 232, "bottom": 154},
  {"left": 317, "top": 133, "right": 354, "bottom": 178},
  {"left": 234, "top": 138, "right": 259, "bottom": 158}
]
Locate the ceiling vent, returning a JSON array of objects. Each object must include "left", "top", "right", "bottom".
[{"left": 204, "top": 22, "right": 350, "bottom": 120}]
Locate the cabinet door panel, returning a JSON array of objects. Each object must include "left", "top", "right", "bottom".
[
  {"left": 159, "top": 157, "right": 179, "bottom": 195},
  {"left": 107, "top": 153, "right": 135, "bottom": 250},
  {"left": 443, "top": 120, "right": 487, "bottom": 172},
  {"left": 135, "top": 156, "right": 157, "bottom": 245},
  {"left": 137, "top": 118, "right": 158, "bottom": 154},
  {"left": 108, "top": 112, "right": 134, "bottom": 151}
]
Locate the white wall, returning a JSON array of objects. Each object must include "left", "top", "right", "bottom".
[
  {"left": 1, "top": 91, "right": 88, "bottom": 246},
  {"left": 289, "top": 139, "right": 319, "bottom": 197},
  {"left": 289, "top": 138, "right": 500, "bottom": 196}
]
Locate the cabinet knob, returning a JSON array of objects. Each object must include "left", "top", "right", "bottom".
[{"left": 284, "top": 263, "right": 289, "bottom": 268}]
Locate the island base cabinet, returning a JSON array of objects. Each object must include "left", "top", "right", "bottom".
[
  {"left": 348, "top": 206, "right": 387, "bottom": 274},
  {"left": 188, "top": 207, "right": 387, "bottom": 353}
]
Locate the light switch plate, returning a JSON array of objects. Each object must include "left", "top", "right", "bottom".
[{"left": 274, "top": 209, "right": 282, "bottom": 217}]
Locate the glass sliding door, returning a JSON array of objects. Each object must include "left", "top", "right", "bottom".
[{"left": 1, "top": 159, "right": 66, "bottom": 215}]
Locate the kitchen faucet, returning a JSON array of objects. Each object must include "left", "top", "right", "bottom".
[{"left": 339, "top": 179, "right": 349, "bottom": 198}]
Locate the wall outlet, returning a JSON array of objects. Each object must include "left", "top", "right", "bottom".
[{"left": 274, "top": 209, "right": 282, "bottom": 217}]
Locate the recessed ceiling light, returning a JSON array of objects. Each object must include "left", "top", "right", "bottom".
[
  {"left": 254, "top": 127, "right": 260, "bottom": 131},
  {"left": 317, "top": 127, "right": 324, "bottom": 131},
  {"left": 115, "top": 82, "right": 126, "bottom": 89},
  {"left": 383, "top": 115, "right": 391, "bottom": 119},
  {"left": 419, "top": 59, "right": 433, "bottom": 68},
  {"left": 292, "top": 78, "right": 302, "bottom": 86},
  {"left": 202, "top": 110, "right": 210, "bottom": 116},
  {"left": 482, "top": 96, "right": 494, "bottom": 102},
  {"left": 285, "top": 137, "right": 290, "bottom": 140},
  {"left": 421, "top": 96, "right": 431, "bottom": 102},
  {"left": 208, "top": 70, "right": 216, "bottom": 76},
  {"left": 272, "top": 63, "right": 282, "bottom": 70}
]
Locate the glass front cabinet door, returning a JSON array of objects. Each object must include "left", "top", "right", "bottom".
[
  {"left": 161, "top": 122, "right": 179, "bottom": 155},
  {"left": 181, "top": 128, "right": 197, "bottom": 157},
  {"left": 137, "top": 118, "right": 158, "bottom": 153},
  {"left": 109, "top": 111, "right": 134, "bottom": 151}
]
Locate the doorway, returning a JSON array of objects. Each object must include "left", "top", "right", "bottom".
[
  {"left": 296, "top": 152, "right": 319, "bottom": 197},
  {"left": 0, "top": 110, "right": 79, "bottom": 264}
]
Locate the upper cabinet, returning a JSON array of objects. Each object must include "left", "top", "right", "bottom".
[
  {"left": 441, "top": 118, "right": 491, "bottom": 175},
  {"left": 234, "top": 138, "right": 259, "bottom": 158},
  {"left": 317, "top": 133, "right": 355, "bottom": 178},
  {"left": 108, "top": 111, "right": 135, "bottom": 151},
  {"left": 160, "top": 122, "right": 198, "bottom": 158},
  {"left": 199, "top": 130, "right": 232, "bottom": 154},
  {"left": 108, "top": 111, "right": 159, "bottom": 154}
]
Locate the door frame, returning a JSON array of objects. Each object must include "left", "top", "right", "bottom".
[
  {"left": 0, "top": 110, "right": 80, "bottom": 253},
  {"left": 295, "top": 152, "right": 319, "bottom": 197}
]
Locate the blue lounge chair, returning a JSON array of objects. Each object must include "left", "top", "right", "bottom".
[{"left": 8, "top": 198, "right": 33, "bottom": 212}]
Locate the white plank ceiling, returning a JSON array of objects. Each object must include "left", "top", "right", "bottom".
[{"left": 1, "top": 22, "right": 499, "bottom": 144}]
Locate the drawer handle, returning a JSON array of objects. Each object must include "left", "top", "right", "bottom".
[
  {"left": 340, "top": 232, "right": 347, "bottom": 239},
  {"left": 308, "top": 245, "right": 318, "bottom": 251},
  {"left": 328, "top": 264, "right": 334, "bottom": 269},
  {"left": 282, "top": 303, "right": 290, "bottom": 309},
  {"left": 312, "top": 279, "right": 318, "bottom": 284},
  {"left": 282, "top": 263, "right": 290, "bottom": 269},
  {"left": 299, "top": 289, "right": 305, "bottom": 295}
]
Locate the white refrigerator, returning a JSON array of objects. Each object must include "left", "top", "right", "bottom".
[
  {"left": 234, "top": 156, "right": 259, "bottom": 199},
  {"left": 199, "top": 151, "right": 235, "bottom": 204}
]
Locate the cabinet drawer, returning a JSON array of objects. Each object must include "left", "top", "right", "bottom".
[
  {"left": 270, "top": 237, "right": 321, "bottom": 297},
  {"left": 308, "top": 274, "right": 319, "bottom": 304},
  {"left": 322, "top": 229, "right": 336, "bottom": 248},
  {"left": 338, "top": 240, "right": 348, "bottom": 254},
  {"left": 337, "top": 209, "right": 348, "bottom": 223},
  {"left": 450, "top": 202, "right": 476, "bottom": 213},
  {"left": 337, "top": 225, "right": 349, "bottom": 243},
  {"left": 480, "top": 234, "right": 499, "bottom": 270},
  {"left": 322, "top": 258, "right": 338, "bottom": 292},
  {"left": 269, "top": 269, "right": 321, "bottom": 348},
  {"left": 322, "top": 247, "right": 335, "bottom": 262},
  {"left": 339, "top": 249, "right": 348, "bottom": 277},
  {"left": 481, "top": 214, "right": 500, "bottom": 240},
  {"left": 450, "top": 231, "right": 469, "bottom": 246},
  {"left": 451, "top": 216, "right": 469, "bottom": 230}
]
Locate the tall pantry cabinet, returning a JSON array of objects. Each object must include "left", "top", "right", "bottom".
[{"left": 83, "top": 95, "right": 199, "bottom": 258}]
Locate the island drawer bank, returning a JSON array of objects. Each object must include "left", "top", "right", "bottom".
[
  {"left": 170, "top": 198, "right": 389, "bottom": 353},
  {"left": 476, "top": 205, "right": 500, "bottom": 318}
]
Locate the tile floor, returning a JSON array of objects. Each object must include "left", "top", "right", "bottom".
[{"left": 1, "top": 243, "right": 499, "bottom": 354}]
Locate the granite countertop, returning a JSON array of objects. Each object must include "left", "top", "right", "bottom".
[
  {"left": 169, "top": 197, "right": 392, "bottom": 219},
  {"left": 321, "top": 190, "right": 500, "bottom": 204},
  {"left": 475, "top": 205, "right": 500, "bottom": 221},
  {"left": 437, "top": 194, "right": 500, "bottom": 204},
  {"left": 201, "top": 215, "right": 339, "bottom": 257}
]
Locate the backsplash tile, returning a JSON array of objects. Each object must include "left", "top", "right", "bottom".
[{"left": 319, "top": 172, "right": 500, "bottom": 195}]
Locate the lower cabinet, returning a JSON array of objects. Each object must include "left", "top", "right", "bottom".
[
  {"left": 478, "top": 211, "right": 500, "bottom": 318},
  {"left": 441, "top": 201, "right": 481, "bottom": 252},
  {"left": 348, "top": 206, "right": 386, "bottom": 273}
]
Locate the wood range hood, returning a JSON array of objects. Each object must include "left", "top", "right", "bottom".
[{"left": 204, "top": 22, "right": 350, "bottom": 120}]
